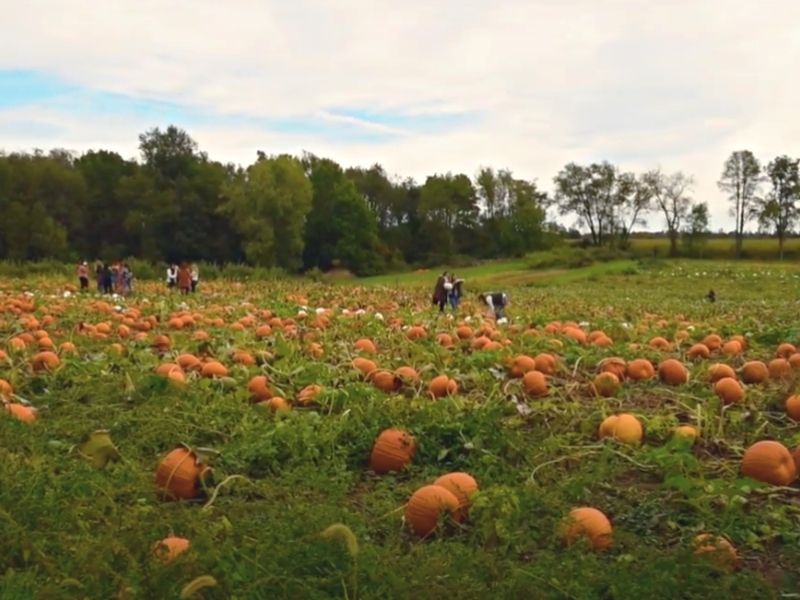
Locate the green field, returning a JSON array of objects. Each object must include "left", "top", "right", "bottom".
[
  {"left": 629, "top": 236, "right": 800, "bottom": 260},
  {"left": 2, "top": 260, "right": 800, "bottom": 598}
]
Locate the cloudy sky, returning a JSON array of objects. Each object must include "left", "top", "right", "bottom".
[{"left": 2, "top": 0, "right": 799, "bottom": 230}]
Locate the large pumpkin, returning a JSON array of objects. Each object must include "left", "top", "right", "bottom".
[
  {"left": 598, "top": 414, "right": 642, "bottom": 445},
  {"left": 370, "top": 429, "right": 417, "bottom": 474},
  {"left": 404, "top": 485, "right": 461, "bottom": 537},
  {"left": 658, "top": 359, "right": 688, "bottom": 386},
  {"left": 433, "top": 472, "right": 478, "bottom": 517},
  {"left": 560, "top": 507, "right": 613, "bottom": 550},
  {"left": 741, "top": 440, "right": 797, "bottom": 486},
  {"left": 155, "top": 446, "right": 213, "bottom": 501}
]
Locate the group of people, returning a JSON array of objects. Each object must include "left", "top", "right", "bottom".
[
  {"left": 76, "top": 261, "right": 135, "bottom": 295},
  {"left": 166, "top": 263, "right": 200, "bottom": 295},
  {"left": 432, "top": 272, "right": 465, "bottom": 313},
  {"left": 432, "top": 271, "right": 509, "bottom": 321}
]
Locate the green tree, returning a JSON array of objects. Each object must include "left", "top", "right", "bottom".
[
  {"left": 614, "top": 172, "right": 652, "bottom": 248},
  {"left": 554, "top": 162, "right": 618, "bottom": 246},
  {"left": 683, "top": 202, "right": 710, "bottom": 257},
  {"left": 753, "top": 156, "right": 799, "bottom": 260},
  {"left": 419, "top": 173, "right": 478, "bottom": 262},
  {"left": 718, "top": 150, "right": 762, "bottom": 258},
  {"left": 221, "top": 155, "right": 312, "bottom": 270}
]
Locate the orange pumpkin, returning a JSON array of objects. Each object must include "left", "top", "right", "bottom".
[
  {"left": 4, "top": 403, "right": 37, "bottom": 423},
  {"left": 768, "top": 358, "right": 792, "bottom": 380},
  {"left": 703, "top": 334, "right": 723, "bottom": 351},
  {"left": 522, "top": 370, "right": 548, "bottom": 397},
  {"left": 592, "top": 372, "right": 620, "bottom": 397},
  {"left": 394, "top": 366, "right": 420, "bottom": 386},
  {"left": 372, "top": 370, "right": 400, "bottom": 393},
  {"left": 152, "top": 536, "right": 191, "bottom": 564},
  {"left": 154, "top": 446, "right": 212, "bottom": 501},
  {"left": 352, "top": 357, "right": 378, "bottom": 380},
  {"left": 598, "top": 357, "right": 627, "bottom": 380},
  {"left": 534, "top": 353, "right": 557, "bottom": 375},
  {"left": 509, "top": 355, "right": 537, "bottom": 378},
  {"left": 658, "top": 359, "right": 688, "bottom": 386},
  {"left": 0, "top": 378, "right": 13, "bottom": 399},
  {"left": 297, "top": 384, "right": 323, "bottom": 405},
  {"left": 259, "top": 396, "right": 290, "bottom": 413},
  {"left": 721, "top": 340, "right": 742, "bottom": 356},
  {"left": 598, "top": 414, "right": 642, "bottom": 445},
  {"left": 741, "top": 440, "right": 797, "bottom": 486},
  {"left": 31, "top": 351, "right": 60, "bottom": 372},
  {"left": 354, "top": 338, "right": 377, "bottom": 354},
  {"left": 428, "top": 375, "right": 457, "bottom": 398},
  {"left": 560, "top": 507, "right": 613, "bottom": 550},
  {"left": 369, "top": 428, "right": 417, "bottom": 474},
  {"left": 776, "top": 343, "right": 797, "bottom": 359},
  {"left": 404, "top": 485, "right": 461, "bottom": 537},
  {"left": 714, "top": 377, "right": 744, "bottom": 405},
  {"left": 708, "top": 363, "right": 736, "bottom": 383},
  {"left": 741, "top": 361, "right": 768, "bottom": 384},
  {"left": 406, "top": 326, "right": 427, "bottom": 341},
  {"left": 201, "top": 361, "right": 228, "bottom": 378},
  {"left": 455, "top": 325, "right": 473, "bottom": 340},
  {"left": 785, "top": 395, "right": 800, "bottom": 421},
  {"left": 687, "top": 343, "right": 710, "bottom": 360},
  {"left": 247, "top": 375, "right": 272, "bottom": 401},
  {"left": 674, "top": 425, "right": 699, "bottom": 441},
  {"left": 433, "top": 472, "right": 478, "bottom": 517},
  {"left": 648, "top": 336, "right": 671, "bottom": 351},
  {"left": 626, "top": 358, "right": 655, "bottom": 381}
]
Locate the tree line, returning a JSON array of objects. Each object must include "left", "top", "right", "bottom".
[{"left": 0, "top": 125, "right": 797, "bottom": 273}]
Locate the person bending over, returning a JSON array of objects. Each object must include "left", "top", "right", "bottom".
[{"left": 479, "top": 291, "right": 508, "bottom": 321}]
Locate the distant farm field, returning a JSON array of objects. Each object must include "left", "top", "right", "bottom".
[
  {"left": 628, "top": 235, "right": 800, "bottom": 260},
  {"left": 1, "top": 260, "right": 800, "bottom": 598}
]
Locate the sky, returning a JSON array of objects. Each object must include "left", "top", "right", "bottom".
[{"left": 1, "top": 0, "right": 799, "bottom": 232}]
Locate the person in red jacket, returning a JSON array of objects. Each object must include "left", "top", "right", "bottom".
[{"left": 177, "top": 263, "right": 192, "bottom": 295}]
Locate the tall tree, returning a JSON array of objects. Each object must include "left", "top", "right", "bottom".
[
  {"left": 613, "top": 172, "right": 652, "bottom": 248},
  {"left": 220, "top": 155, "right": 312, "bottom": 270},
  {"left": 645, "top": 169, "right": 694, "bottom": 257},
  {"left": 139, "top": 125, "right": 204, "bottom": 182},
  {"left": 419, "top": 173, "right": 478, "bottom": 261},
  {"left": 554, "top": 162, "right": 617, "bottom": 246},
  {"left": 718, "top": 150, "right": 761, "bottom": 258},
  {"left": 753, "top": 156, "right": 799, "bottom": 260},
  {"left": 683, "top": 202, "right": 710, "bottom": 256}
]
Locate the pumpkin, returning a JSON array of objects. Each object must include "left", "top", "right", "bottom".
[
  {"left": 560, "top": 507, "right": 612, "bottom": 550},
  {"left": 247, "top": 375, "right": 272, "bottom": 401},
  {"left": 708, "top": 363, "right": 736, "bottom": 382},
  {"left": 563, "top": 326, "right": 587, "bottom": 345},
  {"left": 592, "top": 372, "right": 620, "bottom": 397},
  {"left": 259, "top": 396, "right": 290, "bottom": 413},
  {"left": 436, "top": 333, "right": 455, "bottom": 348},
  {"left": 232, "top": 350, "right": 256, "bottom": 366},
  {"left": 674, "top": 425, "right": 698, "bottom": 441},
  {"left": 789, "top": 353, "right": 800, "bottom": 369},
  {"left": 509, "top": 355, "right": 537, "bottom": 378},
  {"left": 372, "top": 370, "right": 401, "bottom": 393},
  {"left": 154, "top": 446, "right": 212, "bottom": 501},
  {"left": 741, "top": 440, "right": 797, "bottom": 486},
  {"left": 0, "top": 378, "right": 13, "bottom": 399},
  {"left": 598, "top": 414, "right": 642, "bottom": 445},
  {"left": 354, "top": 338, "right": 377, "bottom": 354},
  {"left": 4, "top": 403, "right": 37, "bottom": 423},
  {"left": 768, "top": 358, "right": 792, "bottom": 380},
  {"left": 658, "top": 359, "right": 688, "bottom": 386},
  {"left": 534, "top": 353, "right": 558, "bottom": 375},
  {"left": 394, "top": 366, "right": 420, "bottom": 386},
  {"left": 428, "top": 375, "right": 457, "bottom": 398},
  {"left": 352, "top": 357, "right": 378, "bottom": 380},
  {"left": 31, "top": 351, "right": 60, "bottom": 372},
  {"left": 156, "top": 363, "right": 183, "bottom": 377},
  {"left": 455, "top": 325, "right": 473, "bottom": 340},
  {"left": 776, "top": 342, "right": 797, "bottom": 359},
  {"left": 434, "top": 472, "right": 478, "bottom": 517},
  {"left": 152, "top": 536, "right": 191, "bottom": 565},
  {"left": 201, "top": 361, "right": 229, "bottom": 378},
  {"left": 694, "top": 534, "right": 738, "bottom": 569},
  {"left": 703, "top": 334, "right": 723, "bottom": 351},
  {"left": 785, "top": 395, "right": 800, "bottom": 421},
  {"left": 404, "top": 485, "right": 461, "bottom": 537},
  {"left": 522, "top": 370, "right": 548, "bottom": 397},
  {"left": 406, "top": 326, "right": 427, "bottom": 341},
  {"left": 741, "top": 361, "right": 768, "bottom": 384},
  {"left": 369, "top": 428, "right": 417, "bottom": 474},
  {"left": 714, "top": 377, "right": 744, "bottom": 404},
  {"left": 721, "top": 340, "right": 742, "bottom": 356},
  {"left": 177, "top": 354, "right": 202, "bottom": 372},
  {"left": 626, "top": 358, "right": 655, "bottom": 381},
  {"left": 598, "top": 357, "right": 627, "bottom": 380},
  {"left": 152, "top": 335, "right": 172, "bottom": 352},
  {"left": 648, "top": 336, "right": 671, "bottom": 351},
  {"left": 687, "top": 343, "right": 710, "bottom": 360},
  {"left": 297, "top": 384, "right": 323, "bottom": 405}
]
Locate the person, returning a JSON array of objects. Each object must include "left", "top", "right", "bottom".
[
  {"left": 448, "top": 275, "right": 464, "bottom": 311},
  {"left": 431, "top": 271, "right": 449, "bottom": 313},
  {"left": 102, "top": 263, "right": 114, "bottom": 295},
  {"left": 113, "top": 263, "right": 124, "bottom": 294},
  {"left": 480, "top": 291, "right": 509, "bottom": 321},
  {"left": 190, "top": 263, "right": 199, "bottom": 293},
  {"left": 95, "top": 262, "right": 104, "bottom": 293},
  {"left": 122, "top": 263, "right": 133, "bottom": 295},
  {"left": 77, "top": 261, "right": 89, "bottom": 291},
  {"left": 707, "top": 289, "right": 716, "bottom": 303},
  {"left": 177, "top": 263, "right": 192, "bottom": 295},
  {"left": 166, "top": 264, "right": 177, "bottom": 290}
]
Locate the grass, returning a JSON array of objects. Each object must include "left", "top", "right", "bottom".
[{"left": 1, "top": 260, "right": 800, "bottom": 598}]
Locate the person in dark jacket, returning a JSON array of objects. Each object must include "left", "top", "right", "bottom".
[
  {"left": 102, "top": 264, "right": 114, "bottom": 294},
  {"left": 431, "top": 272, "right": 449, "bottom": 313},
  {"left": 448, "top": 275, "right": 464, "bottom": 311}
]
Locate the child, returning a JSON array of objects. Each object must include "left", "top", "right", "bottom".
[
  {"left": 431, "top": 272, "right": 449, "bottom": 313},
  {"left": 448, "top": 276, "right": 464, "bottom": 311},
  {"left": 77, "top": 262, "right": 89, "bottom": 291},
  {"left": 479, "top": 291, "right": 508, "bottom": 321}
]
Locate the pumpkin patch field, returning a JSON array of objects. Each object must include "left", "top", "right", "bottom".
[{"left": 1, "top": 261, "right": 800, "bottom": 598}]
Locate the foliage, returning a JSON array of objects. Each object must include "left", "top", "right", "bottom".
[{"left": 718, "top": 150, "right": 762, "bottom": 259}]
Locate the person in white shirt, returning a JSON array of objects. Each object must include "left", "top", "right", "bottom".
[
  {"left": 166, "top": 264, "right": 177, "bottom": 289},
  {"left": 190, "top": 264, "right": 199, "bottom": 293},
  {"left": 480, "top": 291, "right": 508, "bottom": 321}
]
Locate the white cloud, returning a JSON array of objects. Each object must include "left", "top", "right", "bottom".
[{"left": 1, "top": 0, "right": 800, "bottom": 231}]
